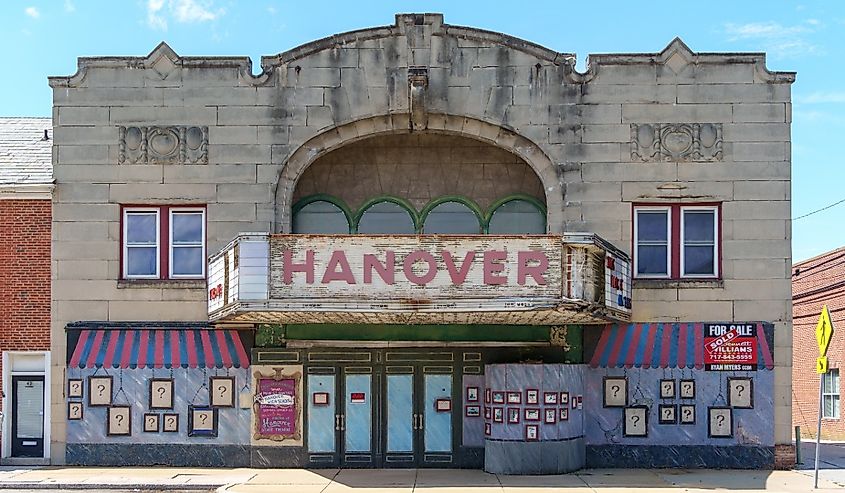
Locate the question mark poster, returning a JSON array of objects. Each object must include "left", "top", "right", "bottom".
[
  {"left": 210, "top": 377, "right": 236, "bottom": 407},
  {"left": 603, "top": 377, "right": 627, "bottom": 407},
  {"left": 107, "top": 406, "right": 131, "bottom": 436},
  {"left": 189, "top": 406, "right": 218, "bottom": 437},
  {"left": 149, "top": 379, "right": 174, "bottom": 409},
  {"left": 88, "top": 376, "right": 113, "bottom": 407}
]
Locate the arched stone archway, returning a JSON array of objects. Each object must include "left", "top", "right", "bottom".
[{"left": 274, "top": 113, "right": 563, "bottom": 233}]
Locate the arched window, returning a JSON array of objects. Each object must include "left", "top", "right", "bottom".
[
  {"left": 356, "top": 200, "right": 416, "bottom": 234},
  {"left": 292, "top": 199, "right": 350, "bottom": 234},
  {"left": 487, "top": 198, "right": 546, "bottom": 234},
  {"left": 422, "top": 200, "right": 482, "bottom": 234}
]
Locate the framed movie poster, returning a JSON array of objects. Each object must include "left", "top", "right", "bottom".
[
  {"left": 507, "top": 407, "right": 520, "bottom": 424},
  {"left": 465, "top": 405, "right": 481, "bottom": 417},
  {"left": 525, "top": 389, "right": 539, "bottom": 405},
  {"left": 525, "top": 424, "right": 538, "bottom": 441},
  {"left": 485, "top": 388, "right": 491, "bottom": 404},
  {"left": 560, "top": 392, "right": 569, "bottom": 406},
  {"left": 107, "top": 406, "right": 131, "bottom": 436},
  {"left": 210, "top": 376, "right": 236, "bottom": 408},
  {"left": 466, "top": 386, "right": 479, "bottom": 403},
  {"left": 484, "top": 406, "right": 491, "bottom": 419},
  {"left": 67, "top": 401, "right": 83, "bottom": 420},
  {"left": 88, "top": 376, "right": 113, "bottom": 407},
  {"left": 493, "top": 407, "right": 504, "bottom": 423},
  {"left": 524, "top": 408, "right": 540, "bottom": 421},
  {"left": 143, "top": 413, "right": 160, "bottom": 433},
  {"left": 162, "top": 413, "right": 180, "bottom": 432},
  {"left": 603, "top": 377, "right": 627, "bottom": 408},
  {"left": 149, "top": 378, "right": 173, "bottom": 410},
  {"left": 559, "top": 407, "right": 569, "bottom": 421},
  {"left": 484, "top": 422, "right": 491, "bottom": 436},
  {"left": 67, "top": 379, "right": 83, "bottom": 399},
  {"left": 506, "top": 391, "right": 522, "bottom": 404},
  {"left": 189, "top": 406, "right": 218, "bottom": 437},
  {"left": 544, "top": 408, "right": 556, "bottom": 424},
  {"left": 492, "top": 391, "right": 505, "bottom": 404}
]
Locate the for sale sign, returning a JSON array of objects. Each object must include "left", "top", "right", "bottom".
[{"left": 704, "top": 323, "right": 758, "bottom": 371}]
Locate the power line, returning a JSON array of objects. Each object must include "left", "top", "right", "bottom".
[{"left": 794, "top": 198, "right": 845, "bottom": 221}]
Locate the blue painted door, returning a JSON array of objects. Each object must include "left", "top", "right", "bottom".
[
  {"left": 343, "top": 371, "right": 374, "bottom": 466},
  {"left": 422, "top": 372, "right": 453, "bottom": 464},
  {"left": 306, "top": 372, "right": 338, "bottom": 465}
]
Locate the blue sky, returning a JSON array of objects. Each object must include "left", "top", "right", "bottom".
[{"left": 1, "top": 1, "right": 843, "bottom": 262}]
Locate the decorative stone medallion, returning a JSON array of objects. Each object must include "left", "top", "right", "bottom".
[
  {"left": 630, "top": 123, "right": 722, "bottom": 162},
  {"left": 119, "top": 126, "right": 208, "bottom": 164}
]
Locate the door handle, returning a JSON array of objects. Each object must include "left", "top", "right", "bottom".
[
  {"left": 340, "top": 414, "right": 346, "bottom": 431},
  {"left": 335, "top": 414, "right": 341, "bottom": 431},
  {"left": 412, "top": 413, "right": 418, "bottom": 430},
  {"left": 418, "top": 413, "right": 424, "bottom": 431}
]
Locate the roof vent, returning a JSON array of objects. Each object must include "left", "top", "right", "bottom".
[{"left": 42, "top": 129, "right": 49, "bottom": 141}]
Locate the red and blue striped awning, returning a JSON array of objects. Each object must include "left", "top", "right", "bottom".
[
  {"left": 69, "top": 329, "right": 250, "bottom": 369},
  {"left": 588, "top": 322, "right": 774, "bottom": 370}
]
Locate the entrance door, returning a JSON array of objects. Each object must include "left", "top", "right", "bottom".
[
  {"left": 11, "top": 376, "right": 45, "bottom": 458},
  {"left": 306, "top": 366, "right": 376, "bottom": 467},
  {"left": 383, "top": 364, "right": 454, "bottom": 467}
]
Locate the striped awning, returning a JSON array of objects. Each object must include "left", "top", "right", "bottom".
[
  {"left": 69, "top": 329, "right": 250, "bottom": 369},
  {"left": 588, "top": 322, "right": 774, "bottom": 370}
]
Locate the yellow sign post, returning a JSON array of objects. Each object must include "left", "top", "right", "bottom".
[{"left": 814, "top": 305, "right": 835, "bottom": 488}]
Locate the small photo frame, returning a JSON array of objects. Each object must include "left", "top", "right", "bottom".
[
  {"left": 603, "top": 377, "right": 627, "bottom": 408},
  {"left": 143, "top": 413, "right": 160, "bottom": 433},
  {"left": 67, "top": 401, "right": 83, "bottom": 420},
  {"left": 484, "top": 423, "right": 491, "bottom": 436},
  {"left": 465, "top": 405, "right": 481, "bottom": 418},
  {"left": 659, "top": 379, "right": 676, "bottom": 399},
  {"left": 679, "top": 379, "right": 696, "bottom": 399},
  {"left": 544, "top": 392, "right": 558, "bottom": 406},
  {"left": 492, "top": 391, "right": 505, "bottom": 404},
  {"left": 312, "top": 392, "right": 330, "bottom": 406},
  {"left": 484, "top": 406, "right": 492, "bottom": 419},
  {"left": 559, "top": 407, "right": 569, "bottom": 421},
  {"left": 149, "top": 378, "right": 174, "bottom": 410},
  {"left": 107, "top": 405, "right": 131, "bottom": 436},
  {"left": 658, "top": 404, "right": 677, "bottom": 424},
  {"left": 506, "top": 391, "right": 522, "bottom": 404},
  {"left": 493, "top": 407, "right": 504, "bottom": 423},
  {"left": 525, "top": 389, "right": 539, "bottom": 405},
  {"left": 162, "top": 413, "right": 180, "bottom": 432},
  {"left": 189, "top": 406, "right": 218, "bottom": 437},
  {"left": 560, "top": 392, "right": 569, "bottom": 406},
  {"left": 544, "top": 408, "right": 557, "bottom": 424},
  {"left": 524, "top": 408, "right": 540, "bottom": 421},
  {"left": 88, "top": 376, "right": 113, "bottom": 407},
  {"left": 680, "top": 404, "right": 696, "bottom": 424},
  {"left": 210, "top": 376, "right": 236, "bottom": 408},
  {"left": 507, "top": 407, "right": 520, "bottom": 424},
  {"left": 435, "top": 398, "right": 452, "bottom": 412},
  {"left": 728, "top": 378, "right": 753, "bottom": 409},
  {"left": 708, "top": 407, "right": 733, "bottom": 438},
  {"left": 67, "top": 379, "right": 83, "bottom": 399},
  {"left": 466, "top": 386, "right": 479, "bottom": 403},
  {"left": 485, "top": 388, "right": 491, "bottom": 403},
  {"left": 623, "top": 406, "right": 648, "bottom": 437},
  {"left": 525, "top": 424, "right": 538, "bottom": 441},
  {"left": 577, "top": 395, "right": 583, "bottom": 409}
]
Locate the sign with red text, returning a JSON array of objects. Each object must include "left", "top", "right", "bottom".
[
  {"left": 704, "top": 323, "right": 758, "bottom": 371},
  {"left": 268, "top": 236, "right": 563, "bottom": 302}
]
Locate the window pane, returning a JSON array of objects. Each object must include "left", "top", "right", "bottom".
[
  {"left": 172, "top": 246, "right": 203, "bottom": 276},
  {"left": 488, "top": 200, "right": 545, "bottom": 234},
  {"left": 684, "top": 245, "right": 715, "bottom": 275},
  {"left": 684, "top": 211, "right": 715, "bottom": 242},
  {"left": 126, "top": 213, "right": 157, "bottom": 244},
  {"left": 172, "top": 212, "right": 203, "bottom": 244},
  {"left": 637, "top": 211, "right": 668, "bottom": 242},
  {"left": 357, "top": 202, "right": 415, "bottom": 234},
  {"left": 126, "top": 247, "right": 157, "bottom": 276},
  {"left": 637, "top": 245, "right": 668, "bottom": 275},
  {"left": 423, "top": 202, "right": 481, "bottom": 234},
  {"left": 824, "top": 395, "right": 834, "bottom": 418},
  {"left": 293, "top": 201, "right": 350, "bottom": 234}
]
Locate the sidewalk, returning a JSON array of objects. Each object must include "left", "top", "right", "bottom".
[{"left": 0, "top": 466, "right": 843, "bottom": 492}]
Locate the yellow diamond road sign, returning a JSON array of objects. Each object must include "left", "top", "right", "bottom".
[
  {"left": 818, "top": 356, "right": 829, "bottom": 374},
  {"left": 816, "top": 305, "right": 834, "bottom": 356}
]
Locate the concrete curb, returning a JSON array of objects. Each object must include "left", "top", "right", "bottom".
[{"left": 0, "top": 483, "right": 221, "bottom": 490}]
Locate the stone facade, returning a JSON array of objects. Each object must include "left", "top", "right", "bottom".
[{"left": 49, "top": 14, "right": 793, "bottom": 466}]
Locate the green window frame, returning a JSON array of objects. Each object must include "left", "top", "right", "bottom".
[
  {"left": 291, "top": 194, "right": 353, "bottom": 234},
  {"left": 485, "top": 194, "right": 547, "bottom": 234},
  {"left": 352, "top": 196, "right": 419, "bottom": 234},
  {"left": 419, "top": 196, "right": 485, "bottom": 234}
]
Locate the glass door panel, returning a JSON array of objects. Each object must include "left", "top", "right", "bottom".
[
  {"left": 344, "top": 374, "right": 372, "bottom": 453},
  {"left": 307, "top": 374, "right": 336, "bottom": 454},
  {"left": 423, "top": 373, "right": 452, "bottom": 453},
  {"left": 386, "top": 374, "right": 414, "bottom": 453}
]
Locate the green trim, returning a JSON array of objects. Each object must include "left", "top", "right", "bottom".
[
  {"left": 291, "top": 194, "right": 353, "bottom": 233},
  {"left": 484, "top": 194, "right": 547, "bottom": 233},
  {"left": 352, "top": 195, "right": 420, "bottom": 234},
  {"left": 418, "top": 196, "right": 485, "bottom": 234},
  {"left": 286, "top": 324, "right": 552, "bottom": 342}
]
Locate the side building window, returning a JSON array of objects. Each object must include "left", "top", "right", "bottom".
[
  {"left": 633, "top": 204, "right": 720, "bottom": 279},
  {"left": 122, "top": 206, "right": 206, "bottom": 280},
  {"left": 824, "top": 369, "right": 840, "bottom": 419}
]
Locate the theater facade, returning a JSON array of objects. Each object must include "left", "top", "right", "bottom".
[{"left": 49, "top": 14, "right": 794, "bottom": 471}]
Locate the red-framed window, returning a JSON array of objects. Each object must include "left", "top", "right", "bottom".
[
  {"left": 120, "top": 205, "right": 206, "bottom": 280},
  {"left": 632, "top": 203, "right": 721, "bottom": 279}
]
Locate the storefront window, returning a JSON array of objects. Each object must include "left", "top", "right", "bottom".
[
  {"left": 357, "top": 201, "right": 416, "bottom": 234},
  {"left": 487, "top": 199, "right": 545, "bottom": 234},
  {"left": 293, "top": 200, "right": 350, "bottom": 234},
  {"left": 422, "top": 201, "right": 481, "bottom": 234}
]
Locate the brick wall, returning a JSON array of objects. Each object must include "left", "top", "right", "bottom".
[{"left": 0, "top": 199, "right": 52, "bottom": 411}]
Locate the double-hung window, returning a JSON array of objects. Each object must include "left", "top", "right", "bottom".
[
  {"left": 824, "top": 369, "right": 840, "bottom": 419},
  {"left": 633, "top": 204, "right": 720, "bottom": 279},
  {"left": 122, "top": 206, "right": 206, "bottom": 280}
]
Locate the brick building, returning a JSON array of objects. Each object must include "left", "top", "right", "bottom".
[
  {"left": 49, "top": 14, "right": 794, "bottom": 470},
  {"left": 793, "top": 249, "right": 845, "bottom": 439},
  {"left": 0, "top": 117, "right": 53, "bottom": 462}
]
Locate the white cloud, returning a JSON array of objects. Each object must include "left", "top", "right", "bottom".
[
  {"left": 146, "top": 0, "right": 223, "bottom": 30},
  {"left": 65, "top": 0, "right": 75, "bottom": 12},
  {"left": 267, "top": 5, "right": 277, "bottom": 15},
  {"left": 24, "top": 6, "right": 40, "bottom": 18},
  {"left": 796, "top": 92, "right": 845, "bottom": 104},
  {"left": 723, "top": 20, "right": 822, "bottom": 58}
]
